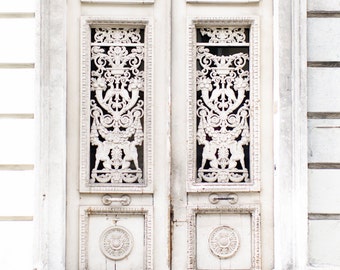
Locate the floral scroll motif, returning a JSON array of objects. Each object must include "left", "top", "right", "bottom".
[
  {"left": 89, "top": 27, "right": 145, "bottom": 185},
  {"left": 93, "top": 28, "right": 142, "bottom": 44},
  {"left": 200, "top": 27, "right": 247, "bottom": 44},
  {"left": 196, "top": 27, "right": 250, "bottom": 184}
]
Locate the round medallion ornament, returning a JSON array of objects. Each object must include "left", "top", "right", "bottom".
[
  {"left": 99, "top": 226, "right": 134, "bottom": 260},
  {"left": 208, "top": 226, "right": 240, "bottom": 259}
]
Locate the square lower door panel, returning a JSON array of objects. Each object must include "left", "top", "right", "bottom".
[
  {"left": 79, "top": 206, "right": 152, "bottom": 270},
  {"left": 188, "top": 205, "right": 260, "bottom": 270}
]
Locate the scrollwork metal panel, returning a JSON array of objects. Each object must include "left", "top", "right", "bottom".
[
  {"left": 188, "top": 18, "right": 260, "bottom": 192},
  {"left": 80, "top": 18, "right": 153, "bottom": 193}
]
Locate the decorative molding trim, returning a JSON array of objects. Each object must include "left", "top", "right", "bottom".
[
  {"left": 80, "top": 17, "right": 153, "bottom": 193},
  {"left": 0, "top": 12, "right": 35, "bottom": 18},
  {"left": 273, "top": 0, "right": 308, "bottom": 268},
  {"left": 187, "top": 0, "right": 260, "bottom": 3},
  {"left": 187, "top": 17, "right": 260, "bottom": 192},
  {"left": 33, "top": 0, "right": 67, "bottom": 269},
  {"left": 79, "top": 205, "right": 153, "bottom": 269},
  {"left": 187, "top": 204, "right": 261, "bottom": 270},
  {"left": 307, "top": 267, "right": 340, "bottom": 270},
  {"left": 81, "top": 0, "right": 154, "bottom": 3}
]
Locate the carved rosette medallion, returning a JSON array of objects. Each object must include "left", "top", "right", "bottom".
[
  {"left": 196, "top": 27, "right": 251, "bottom": 184},
  {"left": 208, "top": 225, "right": 240, "bottom": 259},
  {"left": 89, "top": 27, "right": 145, "bottom": 185},
  {"left": 99, "top": 226, "right": 134, "bottom": 260}
]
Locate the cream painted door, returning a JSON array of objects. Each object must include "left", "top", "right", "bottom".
[{"left": 66, "top": 0, "right": 273, "bottom": 269}]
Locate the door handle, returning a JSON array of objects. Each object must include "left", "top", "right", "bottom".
[
  {"left": 209, "top": 193, "right": 238, "bottom": 205},
  {"left": 101, "top": 194, "right": 131, "bottom": 206}
]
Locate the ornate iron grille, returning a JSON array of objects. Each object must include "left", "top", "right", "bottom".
[
  {"left": 195, "top": 27, "right": 251, "bottom": 184},
  {"left": 89, "top": 27, "right": 146, "bottom": 185}
]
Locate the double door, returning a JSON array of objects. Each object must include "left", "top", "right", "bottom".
[{"left": 66, "top": 0, "right": 273, "bottom": 269}]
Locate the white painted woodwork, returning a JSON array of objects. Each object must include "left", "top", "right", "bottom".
[
  {"left": 187, "top": 0, "right": 259, "bottom": 3},
  {"left": 64, "top": 0, "right": 273, "bottom": 269},
  {"left": 309, "top": 169, "right": 340, "bottom": 214},
  {"left": 308, "top": 67, "right": 340, "bottom": 112},
  {"left": 190, "top": 206, "right": 261, "bottom": 269},
  {"left": 171, "top": 0, "right": 273, "bottom": 269},
  {"left": 308, "top": 119, "right": 340, "bottom": 163},
  {"left": 308, "top": 0, "right": 340, "bottom": 11},
  {"left": 67, "top": 0, "right": 170, "bottom": 269},
  {"left": 29, "top": 0, "right": 320, "bottom": 268},
  {"left": 79, "top": 206, "right": 152, "bottom": 269},
  {"left": 33, "top": 0, "right": 67, "bottom": 269},
  {"left": 81, "top": 0, "right": 153, "bottom": 2},
  {"left": 197, "top": 214, "right": 251, "bottom": 269},
  {"left": 273, "top": 0, "right": 309, "bottom": 268},
  {"left": 309, "top": 220, "right": 340, "bottom": 267},
  {"left": 308, "top": 18, "right": 340, "bottom": 61}
]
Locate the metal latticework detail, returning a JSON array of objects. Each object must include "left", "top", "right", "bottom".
[
  {"left": 188, "top": 18, "right": 260, "bottom": 192},
  {"left": 81, "top": 18, "right": 153, "bottom": 193},
  {"left": 93, "top": 28, "right": 142, "bottom": 44},
  {"left": 200, "top": 27, "right": 247, "bottom": 44},
  {"left": 90, "top": 27, "right": 145, "bottom": 185},
  {"left": 196, "top": 28, "right": 250, "bottom": 184}
]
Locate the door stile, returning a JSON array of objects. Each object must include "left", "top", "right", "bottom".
[
  {"left": 170, "top": 0, "right": 190, "bottom": 269},
  {"left": 152, "top": 0, "right": 172, "bottom": 269}
]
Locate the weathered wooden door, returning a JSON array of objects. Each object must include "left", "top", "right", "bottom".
[{"left": 66, "top": 0, "right": 273, "bottom": 269}]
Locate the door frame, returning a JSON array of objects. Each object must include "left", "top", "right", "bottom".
[
  {"left": 34, "top": 0, "right": 67, "bottom": 269},
  {"left": 34, "top": 0, "right": 309, "bottom": 269},
  {"left": 273, "top": 0, "right": 308, "bottom": 269}
]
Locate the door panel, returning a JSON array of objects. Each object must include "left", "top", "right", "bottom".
[
  {"left": 187, "top": 205, "right": 261, "bottom": 269},
  {"left": 172, "top": 15, "right": 262, "bottom": 269},
  {"left": 79, "top": 206, "right": 153, "bottom": 269},
  {"left": 171, "top": 1, "right": 272, "bottom": 269},
  {"left": 67, "top": 1, "right": 171, "bottom": 269},
  {"left": 67, "top": 0, "right": 273, "bottom": 269},
  {"left": 78, "top": 17, "right": 158, "bottom": 269}
]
